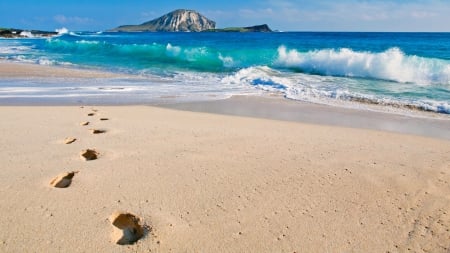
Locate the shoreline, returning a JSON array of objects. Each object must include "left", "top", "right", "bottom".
[
  {"left": 0, "top": 60, "right": 130, "bottom": 78},
  {"left": 162, "top": 95, "right": 450, "bottom": 140},
  {"left": 0, "top": 60, "right": 449, "bottom": 140}
]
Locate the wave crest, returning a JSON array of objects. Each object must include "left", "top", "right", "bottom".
[
  {"left": 55, "top": 27, "right": 69, "bottom": 35},
  {"left": 222, "top": 65, "right": 450, "bottom": 114},
  {"left": 44, "top": 40, "right": 234, "bottom": 70},
  {"left": 276, "top": 46, "right": 450, "bottom": 85}
]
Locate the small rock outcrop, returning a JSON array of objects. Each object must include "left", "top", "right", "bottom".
[
  {"left": 205, "top": 24, "right": 273, "bottom": 32},
  {"left": 0, "top": 28, "right": 57, "bottom": 38},
  {"left": 110, "top": 9, "right": 216, "bottom": 32}
]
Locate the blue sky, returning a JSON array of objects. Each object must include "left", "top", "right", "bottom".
[{"left": 1, "top": 0, "right": 450, "bottom": 32}]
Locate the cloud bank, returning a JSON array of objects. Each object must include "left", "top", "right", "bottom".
[{"left": 210, "top": 0, "right": 450, "bottom": 31}]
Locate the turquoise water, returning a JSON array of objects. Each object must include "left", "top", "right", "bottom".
[{"left": 1, "top": 31, "right": 449, "bottom": 114}]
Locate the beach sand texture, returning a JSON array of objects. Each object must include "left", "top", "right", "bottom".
[
  {"left": 0, "top": 61, "right": 127, "bottom": 78},
  {"left": 0, "top": 105, "right": 449, "bottom": 252}
]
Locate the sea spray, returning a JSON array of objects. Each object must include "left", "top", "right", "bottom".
[{"left": 55, "top": 27, "right": 69, "bottom": 35}]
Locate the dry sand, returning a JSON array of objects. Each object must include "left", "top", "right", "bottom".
[{"left": 0, "top": 105, "right": 449, "bottom": 252}]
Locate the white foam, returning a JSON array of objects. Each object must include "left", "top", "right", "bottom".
[
  {"left": 0, "top": 45, "right": 32, "bottom": 54},
  {"left": 37, "top": 58, "right": 55, "bottom": 65},
  {"left": 75, "top": 40, "right": 100, "bottom": 44},
  {"left": 166, "top": 43, "right": 181, "bottom": 57},
  {"left": 222, "top": 65, "right": 450, "bottom": 114},
  {"left": 19, "top": 31, "right": 34, "bottom": 38},
  {"left": 222, "top": 66, "right": 294, "bottom": 91},
  {"left": 219, "top": 54, "right": 234, "bottom": 68},
  {"left": 276, "top": 46, "right": 450, "bottom": 85},
  {"left": 55, "top": 27, "right": 69, "bottom": 35},
  {"left": 183, "top": 47, "right": 207, "bottom": 62}
]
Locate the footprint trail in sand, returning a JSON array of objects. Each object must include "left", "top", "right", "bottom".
[
  {"left": 80, "top": 149, "right": 99, "bottom": 161},
  {"left": 64, "top": 137, "right": 77, "bottom": 144},
  {"left": 50, "top": 171, "right": 78, "bottom": 188},
  {"left": 50, "top": 107, "right": 149, "bottom": 246},
  {"left": 110, "top": 212, "right": 145, "bottom": 245},
  {"left": 90, "top": 129, "right": 107, "bottom": 134}
]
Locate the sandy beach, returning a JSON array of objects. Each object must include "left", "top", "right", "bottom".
[
  {"left": 0, "top": 103, "right": 448, "bottom": 252},
  {"left": 0, "top": 62, "right": 450, "bottom": 252}
]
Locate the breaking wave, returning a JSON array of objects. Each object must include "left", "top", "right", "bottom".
[
  {"left": 44, "top": 39, "right": 235, "bottom": 71},
  {"left": 276, "top": 46, "right": 450, "bottom": 85},
  {"left": 55, "top": 27, "right": 69, "bottom": 35},
  {"left": 222, "top": 66, "right": 450, "bottom": 114}
]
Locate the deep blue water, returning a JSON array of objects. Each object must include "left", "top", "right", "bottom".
[{"left": 1, "top": 31, "right": 449, "bottom": 114}]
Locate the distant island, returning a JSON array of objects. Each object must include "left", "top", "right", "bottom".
[
  {"left": 205, "top": 24, "right": 272, "bottom": 32},
  {"left": 0, "top": 9, "right": 272, "bottom": 38},
  {"left": 110, "top": 9, "right": 272, "bottom": 32},
  {"left": 0, "top": 28, "right": 57, "bottom": 38}
]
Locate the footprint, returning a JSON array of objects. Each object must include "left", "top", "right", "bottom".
[
  {"left": 110, "top": 212, "right": 145, "bottom": 245},
  {"left": 80, "top": 121, "right": 90, "bottom": 126},
  {"left": 100, "top": 118, "right": 109, "bottom": 121},
  {"left": 80, "top": 149, "right": 99, "bottom": 161},
  {"left": 64, "top": 137, "right": 77, "bottom": 144},
  {"left": 50, "top": 171, "right": 78, "bottom": 188},
  {"left": 87, "top": 113, "right": 95, "bottom": 116},
  {"left": 90, "top": 129, "right": 106, "bottom": 134}
]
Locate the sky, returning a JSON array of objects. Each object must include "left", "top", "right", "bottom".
[{"left": 1, "top": 0, "right": 450, "bottom": 32}]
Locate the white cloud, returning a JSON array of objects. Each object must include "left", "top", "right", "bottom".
[
  {"left": 204, "top": 0, "right": 450, "bottom": 31},
  {"left": 238, "top": 8, "right": 274, "bottom": 18},
  {"left": 410, "top": 10, "right": 437, "bottom": 19},
  {"left": 54, "top": 15, "right": 92, "bottom": 25},
  {"left": 140, "top": 11, "right": 157, "bottom": 19},
  {"left": 258, "top": 0, "right": 450, "bottom": 31}
]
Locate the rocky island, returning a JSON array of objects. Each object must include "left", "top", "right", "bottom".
[
  {"left": 205, "top": 24, "right": 272, "bottom": 32},
  {"left": 0, "top": 28, "right": 57, "bottom": 38},
  {"left": 110, "top": 9, "right": 272, "bottom": 32},
  {"left": 110, "top": 9, "right": 216, "bottom": 32}
]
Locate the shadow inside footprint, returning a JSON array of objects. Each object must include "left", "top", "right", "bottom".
[
  {"left": 80, "top": 149, "right": 99, "bottom": 161},
  {"left": 110, "top": 212, "right": 145, "bottom": 245},
  {"left": 50, "top": 171, "right": 78, "bottom": 188},
  {"left": 87, "top": 113, "right": 95, "bottom": 116},
  {"left": 64, "top": 137, "right": 77, "bottom": 144},
  {"left": 100, "top": 118, "right": 109, "bottom": 121},
  {"left": 80, "top": 121, "right": 90, "bottom": 126},
  {"left": 90, "top": 129, "right": 106, "bottom": 134}
]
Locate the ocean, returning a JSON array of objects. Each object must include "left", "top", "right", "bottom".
[{"left": 1, "top": 31, "right": 450, "bottom": 115}]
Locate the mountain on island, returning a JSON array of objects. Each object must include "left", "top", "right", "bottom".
[
  {"left": 110, "top": 9, "right": 272, "bottom": 32},
  {"left": 110, "top": 9, "right": 216, "bottom": 32}
]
